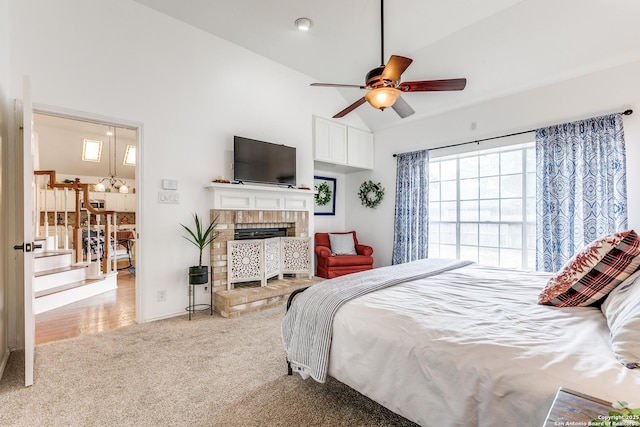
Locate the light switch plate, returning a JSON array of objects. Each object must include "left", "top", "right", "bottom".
[{"left": 158, "top": 191, "right": 180, "bottom": 204}]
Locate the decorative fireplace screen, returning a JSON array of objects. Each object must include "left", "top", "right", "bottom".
[{"left": 227, "top": 237, "right": 311, "bottom": 290}]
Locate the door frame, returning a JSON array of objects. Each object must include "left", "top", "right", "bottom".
[
  {"left": 30, "top": 104, "right": 144, "bottom": 324},
  {"left": 20, "top": 76, "right": 35, "bottom": 386}
]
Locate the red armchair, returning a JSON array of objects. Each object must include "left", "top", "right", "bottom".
[{"left": 314, "top": 231, "right": 374, "bottom": 279}]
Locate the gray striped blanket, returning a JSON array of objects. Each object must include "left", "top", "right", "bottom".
[{"left": 281, "top": 258, "right": 473, "bottom": 382}]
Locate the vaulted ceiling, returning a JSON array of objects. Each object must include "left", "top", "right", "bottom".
[
  {"left": 33, "top": 0, "right": 640, "bottom": 179},
  {"left": 132, "top": 0, "right": 640, "bottom": 131},
  {"left": 35, "top": 113, "right": 137, "bottom": 181}
]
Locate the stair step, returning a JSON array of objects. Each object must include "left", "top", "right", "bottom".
[
  {"left": 34, "top": 237, "right": 47, "bottom": 253},
  {"left": 35, "top": 277, "right": 106, "bottom": 298},
  {"left": 34, "top": 264, "right": 90, "bottom": 292},
  {"left": 34, "top": 250, "right": 74, "bottom": 272},
  {"left": 35, "top": 250, "right": 73, "bottom": 258},
  {"left": 34, "top": 273, "right": 118, "bottom": 314},
  {"left": 35, "top": 264, "right": 87, "bottom": 278}
]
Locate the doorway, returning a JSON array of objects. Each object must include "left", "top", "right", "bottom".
[{"left": 32, "top": 111, "right": 139, "bottom": 344}]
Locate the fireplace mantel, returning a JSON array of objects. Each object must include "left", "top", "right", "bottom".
[{"left": 206, "top": 182, "right": 314, "bottom": 211}]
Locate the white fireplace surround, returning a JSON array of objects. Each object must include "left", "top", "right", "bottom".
[{"left": 206, "top": 182, "right": 314, "bottom": 212}]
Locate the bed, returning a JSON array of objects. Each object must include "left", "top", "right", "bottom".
[{"left": 282, "top": 257, "right": 640, "bottom": 426}]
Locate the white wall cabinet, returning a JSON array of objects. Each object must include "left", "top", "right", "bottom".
[
  {"left": 347, "top": 127, "right": 374, "bottom": 169},
  {"left": 313, "top": 116, "right": 373, "bottom": 171},
  {"left": 104, "top": 192, "right": 136, "bottom": 212},
  {"left": 314, "top": 116, "right": 348, "bottom": 164}
]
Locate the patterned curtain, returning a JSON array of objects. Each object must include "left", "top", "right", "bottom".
[
  {"left": 392, "top": 149, "right": 429, "bottom": 265},
  {"left": 536, "top": 113, "right": 627, "bottom": 272}
]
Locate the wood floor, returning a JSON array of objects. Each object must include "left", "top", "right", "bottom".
[{"left": 35, "top": 270, "right": 136, "bottom": 345}]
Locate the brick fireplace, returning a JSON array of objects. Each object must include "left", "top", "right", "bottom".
[
  {"left": 209, "top": 209, "right": 309, "bottom": 290},
  {"left": 206, "top": 183, "right": 314, "bottom": 292}
]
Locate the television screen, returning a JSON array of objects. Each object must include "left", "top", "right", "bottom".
[{"left": 233, "top": 136, "right": 296, "bottom": 185}]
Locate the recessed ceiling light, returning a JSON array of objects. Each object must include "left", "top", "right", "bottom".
[{"left": 295, "top": 17, "right": 312, "bottom": 31}]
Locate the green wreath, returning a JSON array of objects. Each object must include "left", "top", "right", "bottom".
[
  {"left": 314, "top": 181, "right": 332, "bottom": 206},
  {"left": 358, "top": 180, "right": 385, "bottom": 208}
]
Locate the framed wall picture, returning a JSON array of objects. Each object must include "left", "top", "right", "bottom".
[{"left": 313, "top": 176, "right": 336, "bottom": 215}]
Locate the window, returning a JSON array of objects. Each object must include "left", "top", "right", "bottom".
[
  {"left": 428, "top": 142, "right": 536, "bottom": 269},
  {"left": 82, "top": 139, "right": 102, "bottom": 162},
  {"left": 123, "top": 145, "right": 136, "bottom": 166}
]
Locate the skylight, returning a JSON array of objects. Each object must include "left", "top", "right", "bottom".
[
  {"left": 82, "top": 139, "right": 103, "bottom": 162},
  {"left": 123, "top": 145, "right": 136, "bottom": 166}
]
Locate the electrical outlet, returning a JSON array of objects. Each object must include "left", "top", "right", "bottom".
[{"left": 157, "top": 290, "right": 166, "bottom": 301}]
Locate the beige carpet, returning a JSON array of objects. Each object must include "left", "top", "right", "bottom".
[{"left": 0, "top": 307, "right": 417, "bottom": 426}]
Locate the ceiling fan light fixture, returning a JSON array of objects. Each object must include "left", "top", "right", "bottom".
[
  {"left": 295, "top": 17, "right": 312, "bottom": 31},
  {"left": 309, "top": 0, "right": 466, "bottom": 119},
  {"left": 365, "top": 87, "right": 400, "bottom": 110}
]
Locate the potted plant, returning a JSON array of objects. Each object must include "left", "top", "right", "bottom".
[{"left": 180, "top": 213, "right": 220, "bottom": 285}]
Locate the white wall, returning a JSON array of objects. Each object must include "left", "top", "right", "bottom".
[
  {"left": 351, "top": 59, "right": 640, "bottom": 267},
  {"left": 6, "top": 0, "right": 368, "bottom": 321}
]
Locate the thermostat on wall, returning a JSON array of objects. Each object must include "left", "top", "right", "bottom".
[{"left": 162, "top": 179, "right": 178, "bottom": 190}]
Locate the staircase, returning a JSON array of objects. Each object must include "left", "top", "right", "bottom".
[{"left": 34, "top": 241, "right": 117, "bottom": 315}]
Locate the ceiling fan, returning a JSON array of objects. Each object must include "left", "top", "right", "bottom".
[{"left": 311, "top": 0, "right": 467, "bottom": 119}]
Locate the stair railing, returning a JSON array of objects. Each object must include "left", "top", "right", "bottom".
[{"left": 35, "top": 170, "right": 118, "bottom": 275}]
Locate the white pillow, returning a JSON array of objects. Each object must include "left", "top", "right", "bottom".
[
  {"left": 601, "top": 268, "right": 640, "bottom": 369},
  {"left": 328, "top": 233, "right": 357, "bottom": 255}
]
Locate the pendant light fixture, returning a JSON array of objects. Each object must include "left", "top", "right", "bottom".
[{"left": 95, "top": 126, "right": 128, "bottom": 193}]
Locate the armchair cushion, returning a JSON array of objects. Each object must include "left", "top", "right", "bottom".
[
  {"left": 323, "top": 254, "right": 373, "bottom": 267},
  {"left": 329, "top": 233, "right": 357, "bottom": 255}
]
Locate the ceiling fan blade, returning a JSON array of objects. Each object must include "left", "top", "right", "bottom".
[
  {"left": 311, "top": 83, "right": 366, "bottom": 89},
  {"left": 380, "top": 55, "right": 413, "bottom": 82},
  {"left": 399, "top": 78, "right": 467, "bottom": 92},
  {"left": 391, "top": 96, "right": 415, "bottom": 119},
  {"left": 333, "top": 97, "right": 367, "bottom": 118}
]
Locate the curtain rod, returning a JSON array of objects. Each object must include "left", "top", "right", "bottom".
[{"left": 392, "top": 109, "right": 633, "bottom": 157}]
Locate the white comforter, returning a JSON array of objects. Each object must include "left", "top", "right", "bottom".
[{"left": 327, "top": 263, "right": 640, "bottom": 426}]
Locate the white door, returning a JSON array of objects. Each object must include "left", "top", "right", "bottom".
[{"left": 14, "top": 76, "right": 37, "bottom": 386}]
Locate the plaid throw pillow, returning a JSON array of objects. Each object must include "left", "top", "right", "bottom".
[{"left": 538, "top": 230, "right": 640, "bottom": 307}]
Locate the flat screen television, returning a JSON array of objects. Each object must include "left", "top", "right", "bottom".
[{"left": 233, "top": 136, "right": 296, "bottom": 186}]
